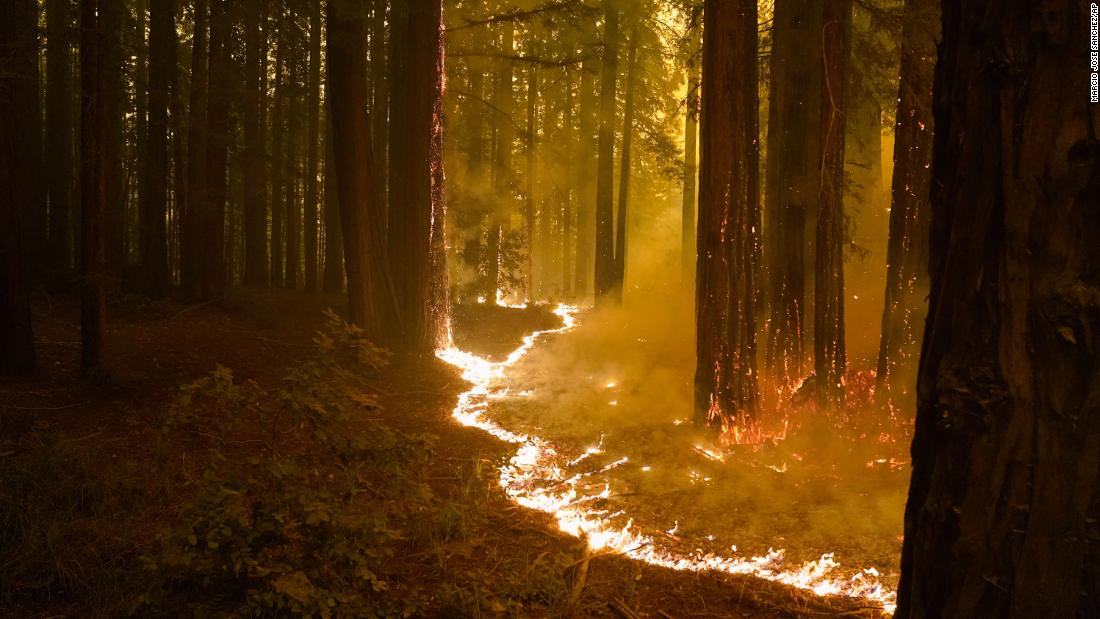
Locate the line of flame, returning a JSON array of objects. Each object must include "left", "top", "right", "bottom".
[{"left": 436, "top": 304, "right": 896, "bottom": 615}]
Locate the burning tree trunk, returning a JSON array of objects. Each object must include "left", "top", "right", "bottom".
[
  {"left": 874, "top": 0, "right": 937, "bottom": 408},
  {"left": 593, "top": 1, "right": 619, "bottom": 302},
  {"left": 388, "top": 0, "right": 448, "bottom": 352},
  {"left": 242, "top": 0, "right": 268, "bottom": 287},
  {"left": 813, "top": 0, "right": 851, "bottom": 409},
  {"left": 897, "top": 3, "right": 1099, "bottom": 617},
  {"left": 80, "top": 0, "right": 109, "bottom": 371},
  {"left": 694, "top": 0, "right": 761, "bottom": 433},
  {"left": 681, "top": 20, "right": 700, "bottom": 284},
  {"left": 327, "top": 0, "right": 399, "bottom": 342},
  {"left": 763, "top": 0, "right": 823, "bottom": 388},
  {"left": 0, "top": 0, "right": 39, "bottom": 375},
  {"left": 613, "top": 21, "right": 640, "bottom": 299}
]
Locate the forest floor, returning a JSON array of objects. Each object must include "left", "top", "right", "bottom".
[{"left": 0, "top": 289, "right": 883, "bottom": 618}]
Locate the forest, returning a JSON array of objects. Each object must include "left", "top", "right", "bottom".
[{"left": 0, "top": 0, "right": 1096, "bottom": 617}]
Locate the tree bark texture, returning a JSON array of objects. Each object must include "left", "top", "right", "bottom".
[{"left": 593, "top": 2, "right": 619, "bottom": 302}]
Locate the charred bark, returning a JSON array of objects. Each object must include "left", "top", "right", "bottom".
[
  {"left": 896, "top": 2, "right": 1100, "bottom": 617},
  {"left": 814, "top": 0, "right": 851, "bottom": 409},
  {"left": 874, "top": 0, "right": 937, "bottom": 408},
  {"left": 763, "top": 0, "right": 823, "bottom": 388},
  {"left": 694, "top": 0, "right": 761, "bottom": 432}
]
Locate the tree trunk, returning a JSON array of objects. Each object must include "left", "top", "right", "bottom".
[
  {"left": 169, "top": 19, "right": 184, "bottom": 287},
  {"left": 681, "top": 22, "right": 700, "bottom": 284},
  {"left": 0, "top": 0, "right": 39, "bottom": 374},
  {"left": 285, "top": 52, "right": 300, "bottom": 290},
  {"left": 525, "top": 57, "right": 537, "bottom": 299},
  {"left": 763, "top": 0, "right": 823, "bottom": 388},
  {"left": 242, "top": 0, "right": 268, "bottom": 286},
  {"left": 79, "top": 0, "right": 108, "bottom": 371},
  {"left": 370, "top": 0, "right": 387, "bottom": 211},
  {"left": 46, "top": 0, "right": 75, "bottom": 275},
  {"left": 561, "top": 72, "right": 574, "bottom": 298},
  {"left": 203, "top": 0, "right": 229, "bottom": 298},
  {"left": 270, "top": 9, "right": 285, "bottom": 287},
  {"left": 897, "top": 3, "right": 1099, "bottom": 617},
  {"left": 103, "top": 0, "right": 126, "bottom": 280},
  {"left": 814, "top": 0, "right": 850, "bottom": 409},
  {"left": 327, "top": 0, "right": 398, "bottom": 341},
  {"left": 322, "top": 102, "right": 344, "bottom": 293},
  {"left": 181, "top": 0, "right": 207, "bottom": 298},
  {"left": 486, "top": 22, "right": 514, "bottom": 301},
  {"left": 574, "top": 56, "right": 596, "bottom": 298},
  {"left": 388, "top": 0, "right": 448, "bottom": 351},
  {"left": 593, "top": 1, "right": 619, "bottom": 302},
  {"left": 303, "top": 0, "right": 321, "bottom": 291},
  {"left": 694, "top": 0, "right": 761, "bottom": 435},
  {"left": 613, "top": 21, "right": 639, "bottom": 300},
  {"left": 874, "top": 0, "right": 937, "bottom": 408},
  {"left": 141, "top": 0, "right": 173, "bottom": 297}
]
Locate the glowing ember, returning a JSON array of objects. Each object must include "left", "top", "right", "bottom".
[{"left": 436, "top": 304, "right": 897, "bottom": 614}]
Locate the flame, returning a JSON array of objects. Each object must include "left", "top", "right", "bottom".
[{"left": 436, "top": 304, "right": 897, "bottom": 615}]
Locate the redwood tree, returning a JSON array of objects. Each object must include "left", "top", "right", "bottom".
[
  {"left": 813, "top": 0, "right": 851, "bottom": 409},
  {"left": 80, "top": 0, "right": 109, "bottom": 371},
  {"left": 0, "top": 0, "right": 39, "bottom": 375},
  {"left": 874, "top": 0, "right": 937, "bottom": 407},
  {"left": 593, "top": 1, "right": 619, "bottom": 302},
  {"left": 897, "top": 2, "right": 1099, "bottom": 617},
  {"left": 141, "top": 0, "right": 174, "bottom": 297},
  {"left": 694, "top": 0, "right": 760, "bottom": 432},
  {"left": 327, "top": 0, "right": 398, "bottom": 341}
]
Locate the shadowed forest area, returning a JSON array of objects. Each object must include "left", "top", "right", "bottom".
[{"left": 1, "top": 0, "right": 1097, "bottom": 618}]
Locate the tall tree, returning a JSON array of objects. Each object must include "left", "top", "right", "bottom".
[
  {"left": 303, "top": 0, "right": 321, "bottom": 291},
  {"left": 680, "top": 19, "right": 700, "bottom": 283},
  {"left": 388, "top": 0, "right": 448, "bottom": 351},
  {"left": 485, "top": 22, "right": 514, "bottom": 301},
  {"left": 322, "top": 103, "right": 344, "bottom": 293},
  {"left": 285, "top": 50, "right": 301, "bottom": 290},
  {"left": 612, "top": 20, "right": 640, "bottom": 298},
  {"left": 592, "top": 1, "right": 619, "bottom": 301},
  {"left": 0, "top": 0, "right": 40, "bottom": 374},
  {"left": 763, "top": 0, "right": 824, "bottom": 388},
  {"left": 181, "top": 0, "right": 207, "bottom": 298},
  {"left": 694, "top": 0, "right": 761, "bottom": 434},
  {"left": 203, "top": 0, "right": 229, "bottom": 297},
  {"left": 242, "top": 0, "right": 268, "bottom": 286},
  {"left": 574, "top": 55, "right": 596, "bottom": 297},
  {"left": 524, "top": 56, "right": 538, "bottom": 297},
  {"left": 327, "top": 0, "right": 398, "bottom": 341},
  {"left": 141, "top": 0, "right": 174, "bottom": 297},
  {"left": 874, "top": 0, "right": 937, "bottom": 407},
  {"left": 103, "top": 0, "right": 127, "bottom": 278},
  {"left": 813, "top": 0, "right": 851, "bottom": 408},
  {"left": 897, "top": 2, "right": 1099, "bottom": 616},
  {"left": 80, "top": 0, "right": 108, "bottom": 371},
  {"left": 46, "top": 0, "right": 75, "bottom": 275}
]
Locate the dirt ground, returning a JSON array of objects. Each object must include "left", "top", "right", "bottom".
[{"left": 0, "top": 289, "right": 884, "bottom": 618}]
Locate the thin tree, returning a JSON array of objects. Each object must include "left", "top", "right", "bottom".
[
  {"left": 897, "top": 2, "right": 1098, "bottom": 616},
  {"left": 327, "top": 0, "right": 399, "bottom": 341},
  {"left": 524, "top": 55, "right": 538, "bottom": 297},
  {"left": 813, "top": 0, "right": 851, "bottom": 408},
  {"left": 574, "top": 55, "right": 596, "bottom": 297},
  {"left": 242, "top": 0, "right": 268, "bottom": 286},
  {"left": 203, "top": 0, "right": 229, "bottom": 297},
  {"left": 181, "top": 0, "right": 207, "bottom": 298},
  {"left": 593, "top": 1, "right": 619, "bottom": 302},
  {"left": 321, "top": 102, "right": 344, "bottom": 293},
  {"left": 303, "top": 0, "right": 321, "bottom": 291},
  {"left": 485, "top": 22, "right": 514, "bottom": 301},
  {"left": 0, "top": 0, "right": 39, "bottom": 375},
  {"left": 874, "top": 0, "right": 937, "bottom": 407},
  {"left": 46, "top": 0, "right": 75, "bottom": 275},
  {"left": 612, "top": 20, "right": 640, "bottom": 298},
  {"left": 80, "top": 0, "right": 109, "bottom": 371},
  {"left": 270, "top": 5, "right": 285, "bottom": 286},
  {"left": 694, "top": 0, "right": 761, "bottom": 434},
  {"left": 680, "top": 18, "right": 700, "bottom": 283},
  {"left": 141, "top": 0, "right": 174, "bottom": 297},
  {"left": 285, "top": 49, "right": 301, "bottom": 290}
]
